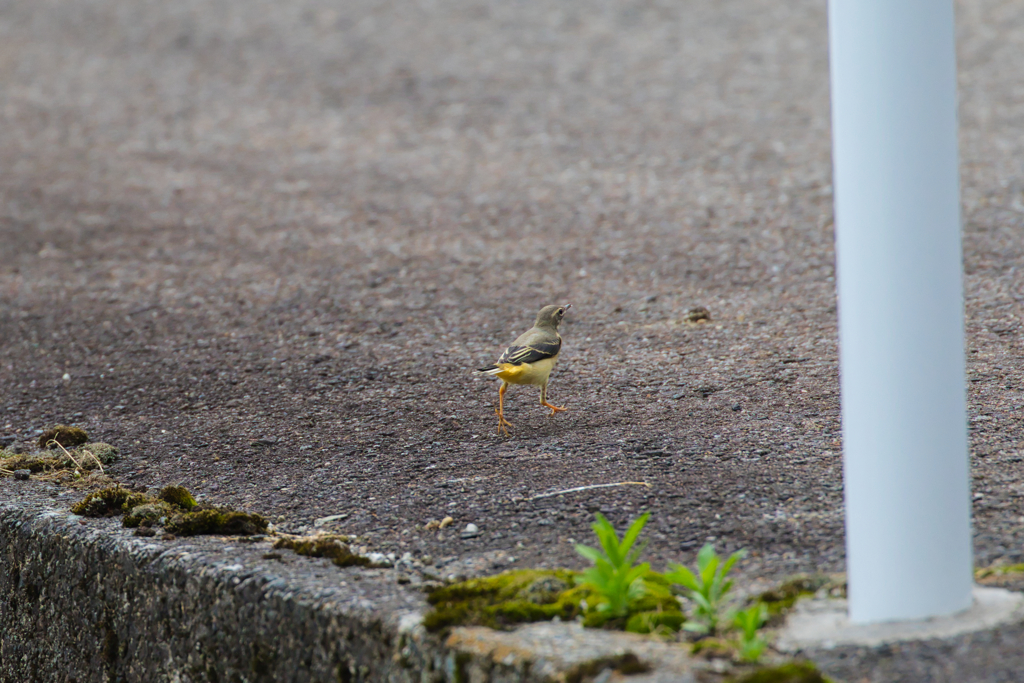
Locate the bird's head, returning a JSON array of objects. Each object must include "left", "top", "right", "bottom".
[{"left": 535, "top": 303, "right": 571, "bottom": 329}]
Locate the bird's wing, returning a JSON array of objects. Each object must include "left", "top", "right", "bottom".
[{"left": 497, "top": 328, "right": 561, "bottom": 366}]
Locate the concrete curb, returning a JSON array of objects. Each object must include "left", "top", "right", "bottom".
[
  {"left": 0, "top": 498, "right": 439, "bottom": 682},
  {"left": 777, "top": 586, "right": 1024, "bottom": 651},
  {"left": 0, "top": 489, "right": 698, "bottom": 682},
  {"left": 446, "top": 622, "right": 697, "bottom": 683}
]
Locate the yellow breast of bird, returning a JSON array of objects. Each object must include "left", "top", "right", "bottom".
[{"left": 494, "top": 354, "right": 559, "bottom": 386}]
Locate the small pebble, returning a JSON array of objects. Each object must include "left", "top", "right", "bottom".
[
  {"left": 731, "top": 403, "right": 742, "bottom": 411},
  {"left": 313, "top": 514, "right": 348, "bottom": 527},
  {"left": 461, "top": 523, "right": 480, "bottom": 539},
  {"left": 13, "top": 470, "right": 30, "bottom": 481},
  {"left": 366, "top": 552, "right": 393, "bottom": 567}
]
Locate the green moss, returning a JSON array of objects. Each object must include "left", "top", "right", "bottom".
[
  {"left": 1, "top": 453, "right": 69, "bottom": 473},
  {"left": 563, "top": 653, "right": 648, "bottom": 683},
  {"left": 727, "top": 661, "right": 831, "bottom": 683},
  {"left": 157, "top": 485, "right": 197, "bottom": 510},
  {"left": 976, "top": 563, "right": 1024, "bottom": 580},
  {"left": 690, "top": 637, "right": 736, "bottom": 659},
  {"left": 521, "top": 574, "right": 571, "bottom": 603},
  {"left": 164, "top": 508, "right": 268, "bottom": 536},
  {"left": 123, "top": 501, "right": 175, "bottom": 528},
  {"left": 76, "top": 442, "right": 120, "bottom": 465},
  {"left": 125, "top": 492, "right": 150, "bottom": 509},
  {"left": 581, "top": 589, "right": 684, "bottom": 631},
  {"left": 273, "top": 535, "right": 371, "bottom": 567},
  {"left": 424, "top": 569, "right": 687, "bottom": 634},
  {"left": 39, "top": 425, "right": 89, "bottom": 449},
  {"left": 757, "top": 575, "right": 834, "bottom": 622},
  {"left": 70, "top": 481, "right": 266, "bottom": 537},
  {"left": 624, "top": 610, "right": 686, "bottom": 634},
  {"left": 71, "top": 487, "right": 143, "bottom": 517},
  {"left": 424, "top": 569, "right": 588, "bottom": 633},
  {"left": 2, "top": 443, "right": 117, "bottom": 475}
]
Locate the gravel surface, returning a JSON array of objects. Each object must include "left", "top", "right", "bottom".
[{"left": 2, "top": 0, "right": 1024, "bottom": 679}]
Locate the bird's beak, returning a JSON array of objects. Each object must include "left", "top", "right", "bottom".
[{"left": 564, "top": 303, "right": 572, "bottom": 311}]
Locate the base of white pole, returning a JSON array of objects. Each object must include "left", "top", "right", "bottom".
[{"left": 776, "top": 586, "right": 1024, "bottom": 651}]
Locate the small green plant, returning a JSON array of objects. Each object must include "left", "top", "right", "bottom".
[
  {"left": 733, "top": 602, "right": 769, "bottom": 662},
  {"left": 665, "top": 542, "right": 746, "bottom": 635},
  {"left": 574, "top": 512, "right": 653, "bottom": 617}
]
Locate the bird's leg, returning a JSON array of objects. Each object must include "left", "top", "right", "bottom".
[
  {"left": 496, "top": 382, "right": 513, "bottom": 435},
  {"left": 539, "top": 383, "right": 566, "bottom": 416}
]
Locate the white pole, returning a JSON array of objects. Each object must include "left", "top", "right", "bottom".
[{"left": 828, "top": 0, "right": 973, "bottom": 623}]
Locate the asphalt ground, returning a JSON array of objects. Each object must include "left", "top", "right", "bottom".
[{"left": 3, "top": 1, "right": 1024, "bottom": 680}]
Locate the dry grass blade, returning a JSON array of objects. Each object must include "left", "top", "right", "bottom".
[
  {"left": 81, "top": 448, "right": 105, "bottom": 473},
  {"left": 50, "top": 439, "right": 84, "bottom": 470},
  {"left": 530, "top": 481, "right": 651, "bottom": 500},
  {"left": 0, "top": 467, "right": 15, "bottom": 476},
  {"left": 50, "top": 439, "right": 103, "bottom": 474}
]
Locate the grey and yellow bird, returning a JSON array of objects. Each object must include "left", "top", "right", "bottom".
[{"left": 476, "top": 304, "right": 571, "bottom": 435}]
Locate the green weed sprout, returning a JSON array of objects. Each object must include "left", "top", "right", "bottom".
[
  {"left": 665, "top": 543, "right": 746, "bottom": 635},
  {"left": 733, "top": 602, "right": 769, "bottom": 662},
  {"left": 574, "top": 512, "right": 652, "bottom": 617}
]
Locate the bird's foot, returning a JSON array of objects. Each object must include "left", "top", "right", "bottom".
[
  {"left": 495, "top": 408, "right": 513, "bottom": 436},
  {"left": 542, "top": 401, "right": 567, "bottom": 416}
]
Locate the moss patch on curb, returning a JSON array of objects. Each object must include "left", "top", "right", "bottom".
[
  {"left": 70, "top": 484, "right": 267, "bottom": 536},
  {"left": 123, "top": 501, "right": 177, "bottom": 528},
  {"left": 564, "top": 653, "right": 649, "bottom": 681},
  {"left": 165, "top": 508, "right": 268, "bottom": 536},
  {"left": 157, "top": 485, "right": 197, "bottom": 510},
  {"left": 71, "top": 487, "right": 149, "bottom": 517},
  {"left": 757, "top": 575, "right": 842, "bottom": 625},
  {"left": 0, "top": 442, "right": 120, "bottom": 476},
  {"left": 2, "top": 453, "right": 71, "bottom": 473},
  {"left": 424, "top": 569, "right": 588, "bottom": 633},
  {"left": 424, "top": 569, "right": 685, "bottom": 635},
  {"left": 587, "top": 572, "right": 684, "bottom": 633},
  {"left": 727, "top": 661, "right": 832, "bottom": 683},
  {"left": 975, "top": 563, "right": 1024, "bottom": 590},
  {"left": 273, "top": 535, "right": 372, "bottom": 567},
  {"left": 39, "top": 425, "right": 90, "bottom": 449},
  {"left": 975, "top": 563, "right": 1024, "bottom": 580},
  {"left": 690, "top": 637, "right": 736, "bottom": 660},
  {"left": 77, "top": 442, "right": 120, "bottom": 464}
]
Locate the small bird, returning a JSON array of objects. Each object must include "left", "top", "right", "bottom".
[{"left": 476, "top": 304, "right": 571, "bottom": 435}]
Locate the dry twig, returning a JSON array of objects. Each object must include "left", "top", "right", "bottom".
[
  {"left": 530, "top": 481, "right": 651, "bottom": 500},
  {"left": 49, "top": 439, "right": 103, "bottom": 474}
]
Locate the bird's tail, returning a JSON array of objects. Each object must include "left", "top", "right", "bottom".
[{"left": 474, "top": 363, "right": 525, "bottom": 381}]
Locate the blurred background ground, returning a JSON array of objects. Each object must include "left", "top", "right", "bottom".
[{"left": 2, "top": 1, "right": 1024, "bottom": 679}]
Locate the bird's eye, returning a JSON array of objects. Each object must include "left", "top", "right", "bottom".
[{"left": 558, "top": 308, "right": 565, "bottom": 315}]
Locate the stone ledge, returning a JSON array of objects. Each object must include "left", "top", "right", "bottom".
[
  {"left": 0, "top": 496, "right": 436, "bottom": 682},
  {"left": 447, "top": 622, "right": 696, "bottom": 683},
  {"left": 0, "top": 487, "right": 699, "bottom": 682}
]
